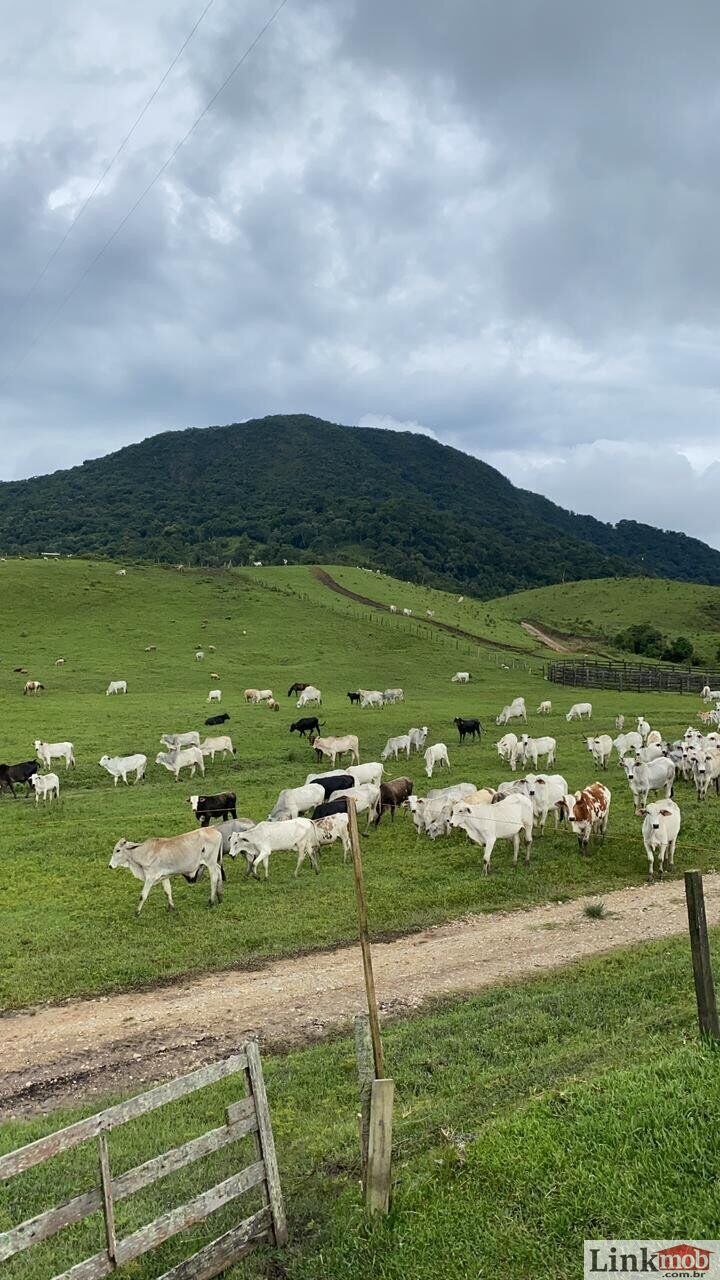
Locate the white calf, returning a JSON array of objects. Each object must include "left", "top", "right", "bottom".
[
  {"left": 566, "top": 702, "right": 592, "bottom": 721},
  {"left": 536, "top": 700, "right": 552, "bottom": 715},
  {"left": 424, "top": 742, "right": 450, "bottom": 777},
  {"left": 199, "top": 735, "right": 235, "bottom": 761},
  {"left": 229, "top": 819, "right": 319, "bottom": 879},
  {"left": 585, "top": 734, "right": 613, "bottom": 770},
  {"left": 451, "top": 671, "right": 470, "bottom": 683},
  {"left": 99, "top": 754, "right": 147, "bottom": 786},
  {"left": 155, "top": 747, "right": 205, "bottom": 780},
  {"left": 641, "top": 800, "right": 681, "bottom": 878},
  {"left": 31, "top": 772, "right": 60, "bottom": 804},
  {"left": 381, "top": 734, "right": 411, "bottom": 761},
  {"left": 207, "top": 689, "right": 222, "bottom": 703},
  {"left": 106, "top": 680, "right": 128, "bottom": 696}
]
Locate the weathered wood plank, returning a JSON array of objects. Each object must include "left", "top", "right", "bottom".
[
  {"left": 366, "top": 1078, "right": 394, "bottom": 1216},
  {"left": 246, "top": 1042, "right": 288, "bottom": 1247},
  {"left": 354, "top": 1014, "right": 374, "bottom": 1186},
  {"left": 155, "top": 1207, "right": 272, "bottom": 1280},
  {"left": 0, "top": 1112, "right": 259, "bottom": 1263},
  {"left": 97, "top": 1136, "right": 116, "bottom": 1263},
  {"left": 53, "top": 1161, "right": 266, "bottom": 1280},
  {"left": 0, "top": 1052, "right": 248, "bottom": 1179},
  {"left": 685, "top": 870, "right": 720, "bottom": 1040}
]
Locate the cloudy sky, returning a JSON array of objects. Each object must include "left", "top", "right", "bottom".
[{"left": 2, "top": 1, "right": 720, "bottom": 543}]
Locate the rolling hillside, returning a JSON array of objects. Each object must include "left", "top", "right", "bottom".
[{"left": 1, "top": 413, "right": 720, "bottom": 595}]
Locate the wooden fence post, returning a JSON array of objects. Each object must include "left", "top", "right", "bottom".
[
  {"left": 354, "top": 1015, "right": 373, "bottom": 1186},
  {"left": 98, "top": 1134, "right": 117, "bottom": 1264},
  {"left": 684, "top": 871, "right": 720, "bottom": 1041},
  {"left": 366, "top": 1079, "right": 394, "bottom": 1215}
]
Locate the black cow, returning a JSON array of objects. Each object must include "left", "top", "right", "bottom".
[
  {"left": 308, "top": 773, "right": 354, "bottom": 799},
  {"left": 188, "top": 791, "right": 237, "bottom": 826},
  {"left": 290, "top": 717, "right": 324, "bottom": 738},
  {"left": 312, "top": 797, "right": 349, "bottom": 819},
  {"left": 347, "top": 691, "right": 361, "bottom": 704},
  {"left": 453, "top": 716, "right": 483, "bottom": 743},
  {"left": 0, "top": 760, "right": 39, "bottom": 796},
  {"left": 205, "top": 712, "right": 231, "bottom": 726},
  {"left": 288, "top": 682, "right": 309, "bottom": 697}
]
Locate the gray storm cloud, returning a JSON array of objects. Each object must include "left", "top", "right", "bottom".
[{"left": 1, "top": 0, "right": 719, "bottom": 544}]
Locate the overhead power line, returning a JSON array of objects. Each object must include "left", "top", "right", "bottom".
[
  {"left": 1, "top": 0, "right": 290, "bottom": 390},
  {"left": 17, "top": 0, "right": 217, "bottom": 315}
]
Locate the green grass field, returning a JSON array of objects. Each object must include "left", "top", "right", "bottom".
[
  {"left": 2, "top": 933, "right": 718, "bottom": 1280},
  {"left": 2, "top": 558, "right": 720, "bottom": 1011}
]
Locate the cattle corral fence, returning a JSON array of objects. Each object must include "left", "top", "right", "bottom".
[{"left": 548, "top": 659, "right": 720, "bottom": 694}]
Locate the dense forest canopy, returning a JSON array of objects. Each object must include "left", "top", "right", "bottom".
[{"left": 2, "top": 414, "right": 719, "bottom": 597}]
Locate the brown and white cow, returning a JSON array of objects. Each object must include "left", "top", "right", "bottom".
[{"left": 556, "top": 783, "right": 611, "bottom": 850}]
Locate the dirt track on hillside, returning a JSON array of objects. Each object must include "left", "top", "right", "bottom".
[
  {"left": 3, "top": 875, "right": 715, "bottom": 1118},
  {"left": 520, "top": 621, "right": 571, "bottom": 652}
]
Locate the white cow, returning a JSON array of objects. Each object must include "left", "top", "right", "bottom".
[
  {"left": 627, "top": 758, "right": 675, "bottom": 813},
  {"left": 451, "top": 672, "right": 470, "bottom": 683},
  {"left": 496, "top": 698, "right": 527, "bottom": 726},
  {"left": 402, "top": 608, "right": 412, "bottom": 616},
  {"left": 641, "top": 800, "right": 681, "bottom": 878},
  {"left": 31, "top": 772, "right": 60, "bottom": 804},
  {"left": 160, "top": 732, "right": 201, "bottom": 749},
  {"left": 585, "top": 734, "right": 613, "bottom": 770},
  {"left": 536, "top": 700, "right": 552, "bottom": 715},
  {"left": 519, "top": 735, "right": 556, "bottom": 768},
  {"left": 195, "top": 650, "right": 205, "bottom": 661},
  {"left": 381, "top": 734, "right": 412, "bottom": 761},
  {"left": 311, "top": 735, "right": 360, "bottom": 767},
  {"left": 229, "top": 819, "right": 320, "bottom": 879},
  {"left": 297, "top": 686, "right": 322, "bottom": 708},
  {"left": 524, "top": 774, "right": 569, "bottom": 832},
  {"left": 407, "top": 784, "right": 477, "bottom": 836},
  {"left": 566, "top": 702, "right": 592, "bottom": 721},
  {"left": 496, "top": 732, "right": 520, "bottom": 771},
  {"left": 701, "top": 686, "right": 720, "bottom": 703},
  {"left": 199, "top": 735, "right": 235, "bottom": 761},
  {"left": 637, "top": 743, "right": 665, "bottom": 764},
  {"left": 424, "top": 743, "right": 450, "bottom": 777},
  {"left": 407, "top": 726, "right": 428, "bottom": 752},
  {"left": 207, "top": 689, "right": 222, "bottom": 703},
  {"left": 332, "top": 782, "right": 381, "bottom": 816},
  {"left": 646, "top": 730, "right": 663, "bottom": 747},
  {"left": 423, "top": 788, "right": 496, "bottom": 840},
  {"left": 106, "top": 680, "right": 128, "bottom": 696},
  {"left": 389, "top": 604, "right": 397, "bottom": 613},
  {"left": 99, "top": 754, "right": 147, "bottom": 786},
  {"left": 383, "top": 688, "right": 405, "bottom": 704},
  {"left": 110, "top": 829, "right": 223, "bottom": 912},
  {"left": 637, "top": 716, "right": 651, "bottom": 741},
  {"left": 613, "top": 731, "right": 643, "bottom": 759},
  {"left": 34, "top": 739, "right": 75, "bottom": 770},
  {"left": 359, "top": 690, "right": 384, "bottom": 709},
  {"left": 268, "top": 783, "right": 325, "bottom": 821},
  {"left": 693, "top": 751, "right": 720, "bottom": 801},
  {"left": 450, "top": 794, "right": 534, "bottom": 874},
  {"left": 155, "top": 747, "right": 205, "bottom": 779}
]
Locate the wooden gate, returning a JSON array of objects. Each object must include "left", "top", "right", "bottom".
[{"left": 0, "top": 1041, "right": 287, "bottom": 1280}]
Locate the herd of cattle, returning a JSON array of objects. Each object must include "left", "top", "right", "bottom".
[{"left": 6, "top": 671, "right": 720, "bottom": 913}]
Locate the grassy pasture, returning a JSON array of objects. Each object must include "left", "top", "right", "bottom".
[
  {"left": 2, "top": 933, "right": 719, "bottom": 1280},
  {"left": 2, "top": 558, "right": 720, "bottom": 1011}
]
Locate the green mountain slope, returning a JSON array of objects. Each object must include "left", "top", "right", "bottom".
[{"left": 2, "top": 413, "right": 719, "bottom": 596}]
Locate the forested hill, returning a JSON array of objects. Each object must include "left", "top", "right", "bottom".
[{"left": 2, "top": 413, "right": 719, "bottom": 596}]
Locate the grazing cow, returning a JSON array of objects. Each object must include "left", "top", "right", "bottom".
[
  {"left": 451, "top": 671, "right": 470, "bottom": 683},
  {"left": 641, "top": 800, "right": 681, "bottom": 879},
  {"left": 55, "top": 657, "right": 65, "bottom": 667},
  {"left": 566, "top": 702, "right": 592, "bottom": 721},
  {"left": 524, "top": 774, "right": 569, "bottom": 832},
  {"left": 701, "top": 685, "right": 720, "bottom": 703},
  {"left": 99, "top": 754, "right": 147, "bottom": 786},
  {"left": 496, "top": 732, "right": 520, "bottom": 771},
  {"left": 496, "top": 698, "right": 527, "bottom": 726},
  {"left": 269, "top": 784, "right": 326, "bottom": 821},
  {"left": 402, "top": 608, "right": 412, "bottom": 616},
  {"left": 188, "top": 792, "right": 238, "bottom": 825},
  {"left": 382, "top": 734, "right": 412, "bottom": 761},
  {"left": 267, "top": 699, "right": 280, "bottom": 711},
  {"left": 205, "top": 712, "right": 230, "bottom": 726},
  {"left": 297, "top": 686, "right": 322, "bottom": 708},
  {"left": 557, "top": 784, "right": 611, "bottom": 849},
  {"left": 307, "top": 763, "right": 383, "bottom": 788},
  {"left": 424, "top": 743, "right": 450, "bottom": 777},
  {"left": 585, "top": 735, "right": 613, "bottom": 770},
  {"left": 290, "top": 717, "right": 324, "bottom": 738},
  {"left": 372, "top": 776, "right": 413, "bottom": 825},
  {"left": 408, "top": 726, "right": 428, "bottom": 752},
  {"left": 347, "top": 691, "right": 361, "bottom": 704},
  {"left": 615, "top": 714, "right": 625, "bottom": 730},
  {"left": 110, "top": 829, "right": 224, "bottom": 912},
  {"left": 106, "top": 680, "right": 128, "bottom": 696},
  {"left": 160, "top": 732, "right": 201, "bottom": 750},
  {"left": 389, "top": 604, "right": 397, "bottom": 613},
  {"left": 116, "top": 569, "right": 127, "bottom": 576},
  {"left": 383, "top": 688, "right": 405, "bottom": 704},
  {"left": 31, "top": 772, "right": 60, "bottom": 804},
  {"left": 199, "top": 735, "right": 235, "bottom": 762},
  {"left": 144, "top": 645, "right": 157, "bottom": 652},
  {"left": 207, "top": 689, "right": 222, "bottom": 703},
  {"left": 627, "top": 758, "right": 675, "bottom": 813},
  {"left": 519, "top": 735, "right": 556, "bottom": 768},
  {"left": 23, "top": 681, "right": 44, "bottom": 696},
  {"left": 307, "top": 772, "right": 355, "bottom": 800},
  {"left": 288, "top": 682, "right": 309, "bottom": 697},
  {"left": 0, "top": 760, "right": 39, "bottom": 796},
  {"left": 426, "top": 609, "right": 435, "bottom": 618},
  {"left": 155, "top": 747, "right": 205, "bottom": 780},
  {"left": 35, "top": 739, "right": 75, "bottom": 770},
  {"left": 311, "top": 735, "right": 360, "bottom": 766},
  {"left": 536, "top": 700, "right": 552, "bottom": 715},
  {"left": 195, "top": 650, "right": 205, "bottom": 661},
  {"left": 613, "top": 731, "right": 643, "bottom": 759},
  {"left": 229, "top": 819, "right": 319, "bottom": 879},
  {"left": 359, "top": 690, "right": 384, "bottom": 709},
  {"left": 314, "top": 813, "right": 352, "bottom": 862},
  {"left": 453, "top": 717, "right": 482, "bottom": 743},
  {"left": 450, "top": 794, "right": 534, "bottom": 874}
]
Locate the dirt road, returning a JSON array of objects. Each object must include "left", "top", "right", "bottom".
[{"left": 3, "top": 875, "right": 716, "bottom": 1118}]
